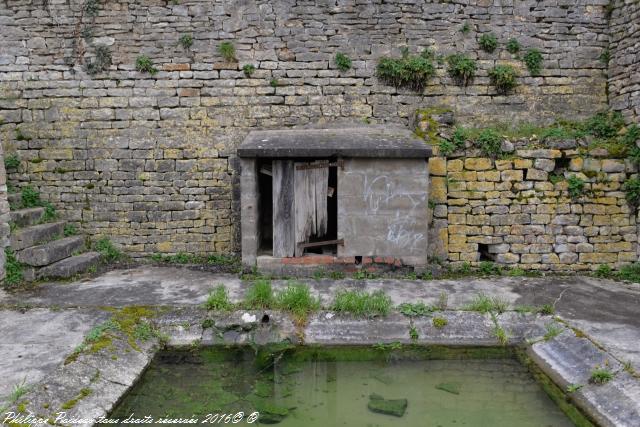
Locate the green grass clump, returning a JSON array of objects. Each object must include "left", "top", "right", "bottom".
[
  {"left": 478, "top": 33, "right": 498, "bottom": 53},
  {"left": 506, "top": 38, "right": 520, "bottom": 54},
  {"left": 584, "top": 111, "right": 625, "bottom": 138},
  {"left": 409, "top": 325, "right": 419, "bottom": 341},
  {"left": 594, "top": 264, "right": 613, "bottom": 278},
  {"left": 218, "top": 41, "right": 236, "bottom": 62},
  {"left": 622, "top": 177, "right": 640, "bottom": 208},
  {"left": 332, "top": 289, "right": 392, "bottom": 318},
  {"left": 244, "top": 279, "right": 274, "bottom": 309},
  {"left": 376, "top": 49, "right": 435, "bottom": 91},
  {"left": 4, "top": 153, "right": 20, "bottom": 169},
  {"left": 432, "top": 317, "right": 448, "bottom": 328},
  {"left": 523, "top": 48, "right": 543, "bottom": 75},
  {"left": 63, "top": 224, "right": 78, "bottom": 237},
  {"left": 493, "top": 324, "right": 508, "bottom": 346},
  {"left": 94, "top": 237, "right": 123, "bottom": 263},
  {"left": 204, "top": 285, "right": 233, "bottom": 311},
  {"left": 543, "top": 323, "right": 563, "bottom": 341},
  {"left": 4, "top": 248, "right": 24, "bottom": 288},
  {"left": 567, "top": 175, "right": 585, "bottom": 199},
  {"left": 335, "top": 52, "right": 352, "bottom": 72},
  {"left": 446, "top": 53, "right": 477, "bottom": 86},
  {"left": 476, "top": 128, "right": 503, "bottom": 157},
  {"left": 179, "top": 34, "right": 193, "bottom": 49},
  {"left": 242, "top": 64, "right": 256, "bottom": 77},
  {"left": 488, "top": 64, "right": 518, "bottom": 94},
  {"left": 617, "top": 263, "right": 640, "bottom": 282},
  {"left": 478, "top": 261, "right": 501, "bottom": 275},
  {"left": 589, "top": 366, "right": 614, "bottom": 384},
  {"left": 20, "top": 185, "right": 41, "bottom": 208},
  {"left": 465, "top": 293, "right": 507, "bottom": 314},
  {"left": 275, "top": 282, "right": 320, "bottom": 323},
  {"left": 135, "top": 55, "right": 158, "bottom": 75}
]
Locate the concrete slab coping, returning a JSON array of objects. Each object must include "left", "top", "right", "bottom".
[{"left": 237, "top": 126, "right": 432, "bottom": 158}]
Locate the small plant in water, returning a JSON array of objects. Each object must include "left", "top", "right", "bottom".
[
  {"left": 334, "top": 52, "right": 352, "bottom": 72},
  {"left": 332, "top": 289, "right": 391, "bottom": 318},
  {"left": 432, "top": 317, "right": 448, "bottom": 328},
  {"left": 205, "top": 285, "right": 233, "bottom": 311},
  {"left": 589, "top": 365, "right": 614, "bottom": 384}
]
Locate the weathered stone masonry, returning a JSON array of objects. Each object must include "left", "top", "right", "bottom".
[
  {"left": 0, "top": 0, "right": 612, "bottom": 260},
  {"left": 428, "top": 147, "right": 639, "bottom": 271},
  {"left": 609, "top": 0, "right": 640, "bottom": 123}
]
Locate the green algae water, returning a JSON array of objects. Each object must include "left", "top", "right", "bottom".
[{"left": 111, "top": 346, "right": 578, "bottom": 426}]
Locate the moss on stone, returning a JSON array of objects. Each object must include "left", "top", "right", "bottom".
[{"left": 61, "top": 388, "right": 92, "bottom": 410}]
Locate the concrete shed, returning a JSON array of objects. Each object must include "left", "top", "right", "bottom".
[{"left": 238, "top": 126, "right": 432, "bottom": 271}]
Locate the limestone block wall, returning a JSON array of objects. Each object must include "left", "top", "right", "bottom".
[
  {"left": 609, "top": 0, "right": 640, "bottom": 122},
  {"left": 429, "top": 148, "right": 639, "bottom": 271},
  {"left": 0, "top": 0, "right": 611, "bottom": 257},
  {"left": 0, "top": 146, "right": 8, "bottom": 281}
]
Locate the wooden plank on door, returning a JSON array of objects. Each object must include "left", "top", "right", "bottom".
[
  {"left": 272, "top": 160, "right": 295, "bottom": 257},
  {"left": 314, "top": 166, "right": 328, "bottom": 237},
  {"left": 294, "top": 164, "right": 315, "bottom": 256}
]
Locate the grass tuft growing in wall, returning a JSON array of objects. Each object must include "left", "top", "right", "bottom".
[
  {"left": 446, "top": 54, "right": 477, "bottom": 86},
  {"left": 478, "top": 33, "right": 498, "bottom": 53},
  {"left": 376, "top": 49, "right": 435, "bottom": 91},
  {"left": 218, "top": 41, "right": 236, "bottom": 62},
  {"left": 488, "top": 64, "right": 518, "bottom": 94},
  {"left": 135, "top": 55, "right": 158, "bottom": 75},
  {"left": 334, "top": 52, "right": 352, "bottom": 72}
]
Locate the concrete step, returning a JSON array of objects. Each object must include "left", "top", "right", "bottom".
[
  {"left": 10, "top": 221, "right": 65, "bottom": 251},
  {"left": 38, "top": 252, "right": 102, "bottom": 279},
  {"left": 10, "top": 207, "right": 45, "bottom": 228},
  {"left": 16, "top": 236, "right": 85, "bottom": 267}
]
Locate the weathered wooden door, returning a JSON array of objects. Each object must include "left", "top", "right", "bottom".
[{"left": 272, "top": 160, "right": 330, "bottom": 257}]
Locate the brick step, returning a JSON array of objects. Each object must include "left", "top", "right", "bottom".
[
  {"left": 16, "top": 236, "right": 85, "bottom": 267},
  {"left": 10, "top": 221, "right": 66, "bottom": 251},
  {"left": 37, "top": 252, "right": 102, "bottom": 279},
  {"left": 10, "top": 207, "right": 45, "bottom": 228}
]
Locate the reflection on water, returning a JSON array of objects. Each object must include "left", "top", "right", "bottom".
[{"left": 111, "top": 347, "right": 575, "bottom": 426}]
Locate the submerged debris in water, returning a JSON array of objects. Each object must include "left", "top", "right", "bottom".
[
  {"left": 435, "top": 382, "right": 461, "bottom": 395},
  {"left": 367, "top": 393, "right": 408, "bottom": 417}
]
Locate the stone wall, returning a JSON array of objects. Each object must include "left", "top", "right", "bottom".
[
  {"left": 0, "top": 146, "right": 9, "bottom": 281},
  {"left": 0, "top": 0, "right": 611, "bottom": 257},
  {"left": 429, "top": 148, "right": 639, "bottom": 271},
  {"left": 609, "top": 0, "right": 640, "bottom": 122}
]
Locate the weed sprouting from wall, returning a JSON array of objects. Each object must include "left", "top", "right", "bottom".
[
  {"left": 135, "top": 55, "right": 158, "bottom": 75},
  {"left": 85, "top": 45, "right": 112, "bottom": 75},
  {"left": 488, "top": 64, "right": 518, "bottom": 94},
  {"left": 334, "top": 52, "right": 352, "bottom": 72},
  {"left": 218, "top": 41, "right": 236, "bottom": 62},
  {"left": 523, "top": 49, "right": 543, "bottom": 75},
  {"left": 478, "top": 33, "right": 498, "bottom": 53},
  {"left": 179, "top": 34, "right": 193, "bottom": 49},
  {"left": 446, "top": 54, "right": 477, "bottom": 86},
  {"left": 376, "top": 49, "right": 435, "bottom": 91}
]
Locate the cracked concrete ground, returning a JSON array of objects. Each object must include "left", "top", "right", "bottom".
[{"left": 0, "top": 266, "right": 639, "bottom": 425}]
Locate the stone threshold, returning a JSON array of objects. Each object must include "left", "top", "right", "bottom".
[{"left": 6, "top": 307, "right": 639, "bottom": 427}]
